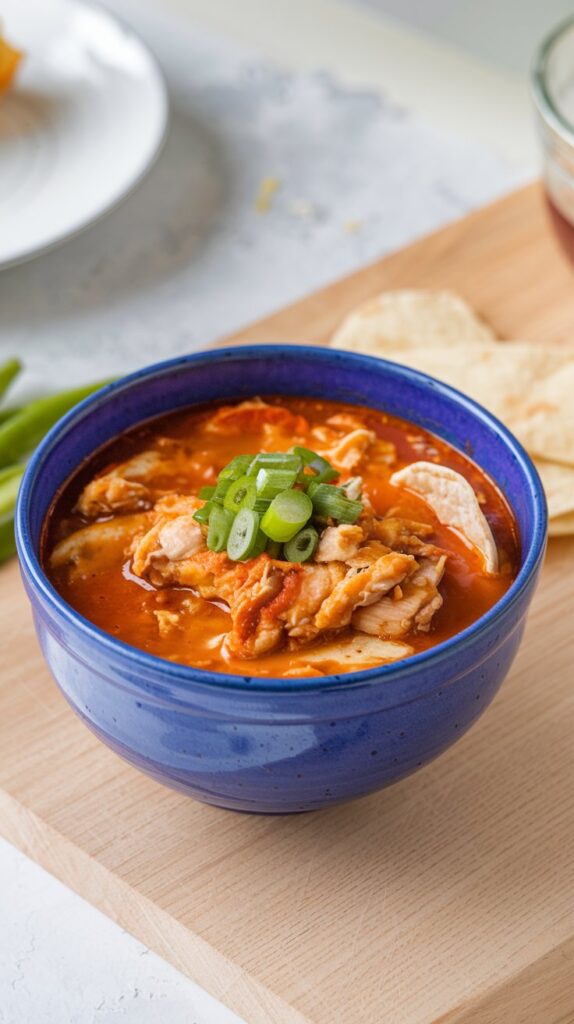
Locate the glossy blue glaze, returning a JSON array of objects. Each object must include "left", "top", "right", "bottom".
[{"left": 16, "top": 347, "right": 547, "bottom": 813}]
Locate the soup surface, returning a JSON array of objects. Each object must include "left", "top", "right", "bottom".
[{"left": 43, "top": 396, "right": 519, "bottom": 677}]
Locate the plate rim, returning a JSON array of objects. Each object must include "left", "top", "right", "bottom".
[{"left": 0, "top": 0, "right": 170, "bottom": 271}]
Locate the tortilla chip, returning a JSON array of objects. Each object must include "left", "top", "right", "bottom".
[
  {"left": 331, "top": 288, "right": 574, "bottom": 532},
  {"left": 510, "top": 363, "right": 574, "bottom": 467},
  {"left": 332, "top": 335, "right": 574, "bottom": 465},
  {"left": 535, "top": 460, "right": 574, "bottom": 519},
  {"left": 549, "top": 512, "right": 574, "bottom": 537},
  {"left": 303, "top": 635, "right": 413, "bottom": 667},
  {"left": 390, "top": 460, "right": 499, "bottom": 572},
  {"left": 332, "top": 290, "right": 496, "bottom": 353}
]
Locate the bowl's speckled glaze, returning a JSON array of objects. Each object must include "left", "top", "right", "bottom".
[{"left": 16, "top": 347, "right": 547, "bottom": 813}]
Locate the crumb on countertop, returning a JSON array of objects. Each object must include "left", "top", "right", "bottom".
[{"left": 255, "top": 176, "right": 281, "bottom": 214}]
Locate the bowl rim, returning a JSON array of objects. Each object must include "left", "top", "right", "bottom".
[
  {"left": 16, "top": 344, "right": 548, "bottom": 694},
  {"left": 531, "top": 14, "right": 574, "bottom": 145}
]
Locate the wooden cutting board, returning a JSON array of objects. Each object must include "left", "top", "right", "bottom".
[{"left": 2, "top": 182, "right": 574, "bottom": 1024}]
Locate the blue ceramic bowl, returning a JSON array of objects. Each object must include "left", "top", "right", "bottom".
[{"left": 16, "top": 346, "right": 547, "bottom": 813}]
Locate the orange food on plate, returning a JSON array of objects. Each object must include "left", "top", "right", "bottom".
[{"left": 0, "top": 30, "right": 22, "bottom": 92}]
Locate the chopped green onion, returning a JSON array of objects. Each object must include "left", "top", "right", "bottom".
[
  {"left": 213, "top": 477, "right": 232, "bottom": 503},
  {"left": 0, "top": 464, "right": 25, "bottom": 517},
  {"left": 0, "top": 463, "right": 25, "bottom": 565},
  {"left": 0, "top": 407, "right": 22, "bottom": 426},
  {"left": 308, "top": 482, "right": 363, "bottom": 524},
  {"left": 207, "top": 506, "right": 235, "bottom": 552},
  {"left": 0, "top": 379, "right": 112, "bottom": 469},
  {"left": 219, "top": 455, "right": 255, "bottom": 481},
  {"left": 247, "top": 452, "right": 302, "bottom": 477},
  {"left": 199, "top": 485, "right": 216, "bottom": 500},
  {"left": 227, "top": 508, "right": 260, "bottom": 561},
  {"left": 224, "top": 475, "right": 257, "bottom": 513},
  {"left": 0, "top": 518, "right": 15, "bottom": 563},
  {"left": 255, "top": 467, "right": 298, "bottom": 499},
  {"left": 291, "top": 446, "right": 338, "bottom": 484},
  {"left": 261, "top": 489, "right": 313, "bottom": 542},
  {"left": 251, "top": 529, "right": 268, "bottom": 558},
  {"left": 284, "top": 525, "right": 319, "bottom": 563},
  {"left": 0, "top": 358, "right": 21, "bottom": 401},
  {"left": 193, "top": 501, "right": 214, "bottom": 525},
  {"left": 254, "top": 497, "right": 272, "bottom": 515}
]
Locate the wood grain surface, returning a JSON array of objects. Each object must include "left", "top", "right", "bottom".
[{"left": 2, "top": 182, "right": 574, "bottom": 1024}]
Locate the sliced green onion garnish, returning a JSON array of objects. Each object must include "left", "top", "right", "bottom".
[
  {"left": 255, "top": 467, "right": 298, "bottom": 499},
  {"left": 193, "top": 501, "right": 214, "bottom": 525},
  {"left": 247, "top": 452, "right": 302, "bottom": 477},
  {"left": 284, "top": 525, "right": 319, "bottom": 563},
  {"left": 219, "top": 455, "right": 255, "bottom": 481},
  {"left": 261, "top": 489, "right": 313, "bottom": 542},
  {"left": 224, "top": 474, "right": 257, "bottom": 513},
  {"left": 199, "top": 485, "right": 216, "bottom": 500},
  {"left": 227, "top": 508, "right": 260, "bottom": 561},
  {"left": 213, "top": 477, "right": 232, "bottom": 503},
  {"left": 308, "top": 482, "right": 363, "bottom": 524},
  {"left": 207, "top": 506, "right": 235, "bottom": 552},
  {"left": 251, "top": 529, "right": 268, "bottom": 558},
  {"left": 254, "top": 497, "right": 272, "bottom": 515},
  {"left": 291, "top": 446, "right": 338, "bottom": 483}
]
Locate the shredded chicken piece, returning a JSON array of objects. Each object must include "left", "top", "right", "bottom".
[
  {"left": 302, "top": 635, "right": 414, "bottom": 669},
  {"left": 131, "top": 495, "right": 203, "bottom": 577},
  {"left": 282, "top": 664, "right": 324, "bottom": 678},
  {"left": 341, "top": 476, "right": 363, "bottom": 501},
  {"left": 315, "top": 524, "right": 364, "bottom": 563},
  {"left": 157, "top": 516, "right": 204, "bottom": 561},
  {"left": 315, "top": 552, "right": 416, "bottom": 630},
  {"left": 322, "top": 428, "right": 377, "bottom": 472},
  {"left": 127, "top": 500, "right": 445, "bottom": 660},
  {"left": 154, "top": 609, "right": 181, "bottom": 637},
  {"left": 223, "top": 560, "right": 287, "bottom": 658},
  {"left": 366, "top": 515, "right": 439, "bottom": 556},
  {"left": 282, "top": 563, "right": 346, "bottom": 642},
  {"left": 50, "top": 514, "right": 151, "bottom": 580},
  {"left": 366, "top": 439, "right": 397, "bottom": 467},
  {"left": 77, "top": 475, "right": 151, "bottom": 517},
  {"left": 345, "top": 540, "right": 391, "bottom": 568},
  {"left": 204, "top": 398, "right": 308, "bottom": 436},
  {"left": 76, "top": 448, "right": 192, "bottom": 518},
  {"left": 310, "top": 425, "right": 341, "bottom": 446},
  {"left": 353, "top": 555, "right": 447, "bottom": 638},
  {"left": 326, "top": 413, "right": 368, "bottom": 431}
]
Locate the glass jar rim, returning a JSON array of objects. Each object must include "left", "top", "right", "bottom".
[{"left": 532, "top": 15, "right": 574, "bottom": 145}]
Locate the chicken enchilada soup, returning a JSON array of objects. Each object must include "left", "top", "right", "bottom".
[{"left": 43, "top": 397, "right": 519, "bottom": 678}]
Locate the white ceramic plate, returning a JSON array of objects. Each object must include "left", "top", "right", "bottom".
[{"left": 0, "top": 0, "right": 168, "bottom": 268}]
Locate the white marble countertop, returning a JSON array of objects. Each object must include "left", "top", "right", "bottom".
[{"left": 0, "top": 0, "right": 533, "bottom": 1021}]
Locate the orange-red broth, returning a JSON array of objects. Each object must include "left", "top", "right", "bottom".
[{"left": 43, "top": 398, "right": 519, "bottom": 677}]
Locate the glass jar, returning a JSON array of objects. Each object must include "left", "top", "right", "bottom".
[{"left": 532, "top": 17, "right": 574, "bottom": 226}]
